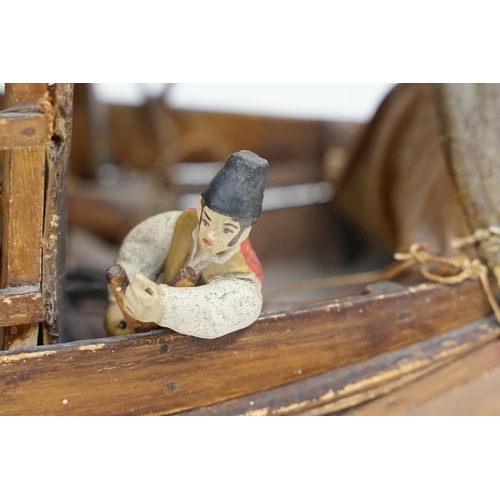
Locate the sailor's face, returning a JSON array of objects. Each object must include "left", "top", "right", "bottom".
[{"left": 196, "top": 200, "right": 251, "bottom": 254}]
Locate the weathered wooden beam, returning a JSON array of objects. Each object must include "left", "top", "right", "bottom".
[
  {"left": 395, "top": 355, "right": 500, "bottom": 416},
  {"left": 0, "top": 112, "right": 51, "bottom": 150},
  {"left": 0, "top": 287, "right": 44, "bottom": 328},
  {"left": 1, "top": 84, "right": 47, "bottom": 350},
  {"left": 42, "top": 84, "right": 73, "bottom": 345},
  {"left": 0, "top": 280, "right": 492, "bottom": 415},
  {"left": 342, "top": 333, "right": 500, "bottom": 416},
  {"left": 179, "top": 315, "right": 500, "bottom": 415}
]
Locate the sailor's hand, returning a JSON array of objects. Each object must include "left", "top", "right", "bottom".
[{"left": 123, "top": 274, "right": 164, "bottom": 323}]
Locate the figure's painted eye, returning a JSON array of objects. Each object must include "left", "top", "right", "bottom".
[
  {"left": 223, "top": 228, "right": 234, "bottom": 234},
  {"left": 202, "top": 219, "right": 210, "bottom": 227}
]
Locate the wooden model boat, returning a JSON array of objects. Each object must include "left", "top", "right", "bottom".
[{"left": 0, "top": 83, "right": 499, "bottom": 415}]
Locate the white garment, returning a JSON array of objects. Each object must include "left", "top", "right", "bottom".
[{"left": 111, "top": 211, "right": 263, "bottom": 338}]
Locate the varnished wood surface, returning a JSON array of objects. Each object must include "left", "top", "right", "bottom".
[
  {"left": 342, "top": 336, "right": 500, "bottom": 416},
  {"left": 400, "top": 356, "right": 500, "bottom": 416},
  {"left": 0, "top": 112, "right": 51, "bottom": 150},
  {"left": 1, "top": 84, "right": 47, "bottom": 350},
  {"left": 0, "top": 287, "right": 44, "bottom": 328},
  {"left": 179, "top": 315, "right": 500, "bottom": 415},
  {"left": 2, "top": 147, "right": 45, "bottom": 286},
  {"left": 0, "top": 280, "right": 492, "bottom": 415}
]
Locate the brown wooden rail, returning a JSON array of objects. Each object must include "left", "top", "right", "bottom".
[
  {"left": 0, "top": 112, "right": 51, "bottom": 150},
  {"left": 179, "top": 314, "right": 500, "bottom": 415},
  {"left": 0, "top": 83, "right": 73, "bottom": 350},
  {"left": 0, "top": 280, "right": 492, "bottom": 415},
  {"left": 0, "top": 286, "right": 44, "bottom": 328}
]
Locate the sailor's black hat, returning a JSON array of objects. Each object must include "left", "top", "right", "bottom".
[{"left": 201, "top": 150, "right": 269, "bottom": 221}]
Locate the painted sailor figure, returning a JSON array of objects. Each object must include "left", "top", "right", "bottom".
[{"left": 105, "top": 150, "right": 269, "bottom": 339}]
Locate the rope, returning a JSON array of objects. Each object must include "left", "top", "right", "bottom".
[
  {"left": 0, "top": 91, "right": 56, "bottom": 136},
  {"left": 451, "top": 225, "right": 500, "bottom": 249},
  {"left": 266, "top": 232, "right": 500, "bottom": 327},
  {"left": 394, "top": 243, "right": 500, "bottom": 324}
]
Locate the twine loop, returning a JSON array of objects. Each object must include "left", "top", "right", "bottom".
[{"left": 395, "top": 240, "right": 500, "bottom": 324}]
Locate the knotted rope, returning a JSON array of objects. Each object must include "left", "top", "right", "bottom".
[
  {"left": 451, "top": 225, "right": 500, "bottom": 249},
  {"left": 394, "top": 242, "right": 500, "bottom": 324},
  {"left": 266, "top": 228, "right": 500, "bottom": 324}
]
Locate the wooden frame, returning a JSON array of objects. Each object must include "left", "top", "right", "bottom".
[
  {"left": 0, "top": 83, "right": 73, "bottom": 350},
  {"left": 0, "top": 279, "right": 493, "bottom": 415},
  {"left": 1, "top": 83, "right": 499, "bottom": 415}
]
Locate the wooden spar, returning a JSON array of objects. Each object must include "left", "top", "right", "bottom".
[
  {"left": 1, "top": 84, "right": 47, "bottom": 350},
  {"left": 0, "top": 279, "right": 492, "bottom": 415},
  {"left": 42, "top": 84, "right": 74, "bottom": 345},
  {"left": 0, "top": 84, "right": 72, "bottom": 348}
]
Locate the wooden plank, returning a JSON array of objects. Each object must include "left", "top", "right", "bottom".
[
  {"left": 179, "top": 315, "right": 500, "bottom": 415},
  {"left": 0, "top": 280, "right": 492, "bottom": 415},
  {"left": 398, "top": 357, "right": 500, "bottom": 416},
  {"left": 0, "top": 287, "right": 44, "bottom": 328},
  {"left": 42, "top": 84, "right": 73, "bottom": 345},
  {"left": 342, "top": 337, "right": 500, "bottom": 416},
  {"left": 2, "top": 149, "right": 45, "bottom": 284},
  {"left": 1, "top": 84, "right": 48, "bottom": 350},
  {"left": 0, "top": 112, "right": 51, "bottom": 150}
]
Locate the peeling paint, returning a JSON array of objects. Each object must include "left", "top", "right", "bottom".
[
  {"left": 75, "top": 343, "right": 105, "bottom": 353},
  {"left": 9, "top": 338, "right": 37, "bottom": 351},
  {"left": 246, "top": 407, "right": 270, "bottom": 416},
  {"left": 0, "top": 342, "right": 106, "bottom": 364},
  {"left": 264, "top": 329, "right": 500, "bottom": 415},
  {"left": 441, "top": 340, "right": 457, "bottom": 348},
  {"left": 0, "top": 349, "right": 57, "bottom": 363}
]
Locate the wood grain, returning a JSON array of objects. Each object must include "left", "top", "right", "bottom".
[
  {"left": 397, "top": 351, "right": 500, "bottom": 416},
  {"left": 0, "top": 112, "right": 51, "bottom": 150},
  {"left": 179, "top": 315, "right": 500, "bottom": 415},
  {"left": 342, "top": 336, "right": 500, "bottom": 416},
  {"left": 0, "top": 287, "right": 44, "bottom": 328},
  {"left": 42, "top": 83, "right": 73, "bottom": 345},
  {"left": 1, "top": 84, "right": 47, "bottom": 349},
  {"left": 0, "top": 280, "right": 492, "bottom": 415},
  {"left": 2, "top": 148, "right": 46, "bottom": 284}
]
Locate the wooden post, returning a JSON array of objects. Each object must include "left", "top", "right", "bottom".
[
  {"left": 42, "top": 84, "right": 73, "bottom": 345},
  {"left": 1, "top": 84, "right": 47, "bottom": 350}
]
